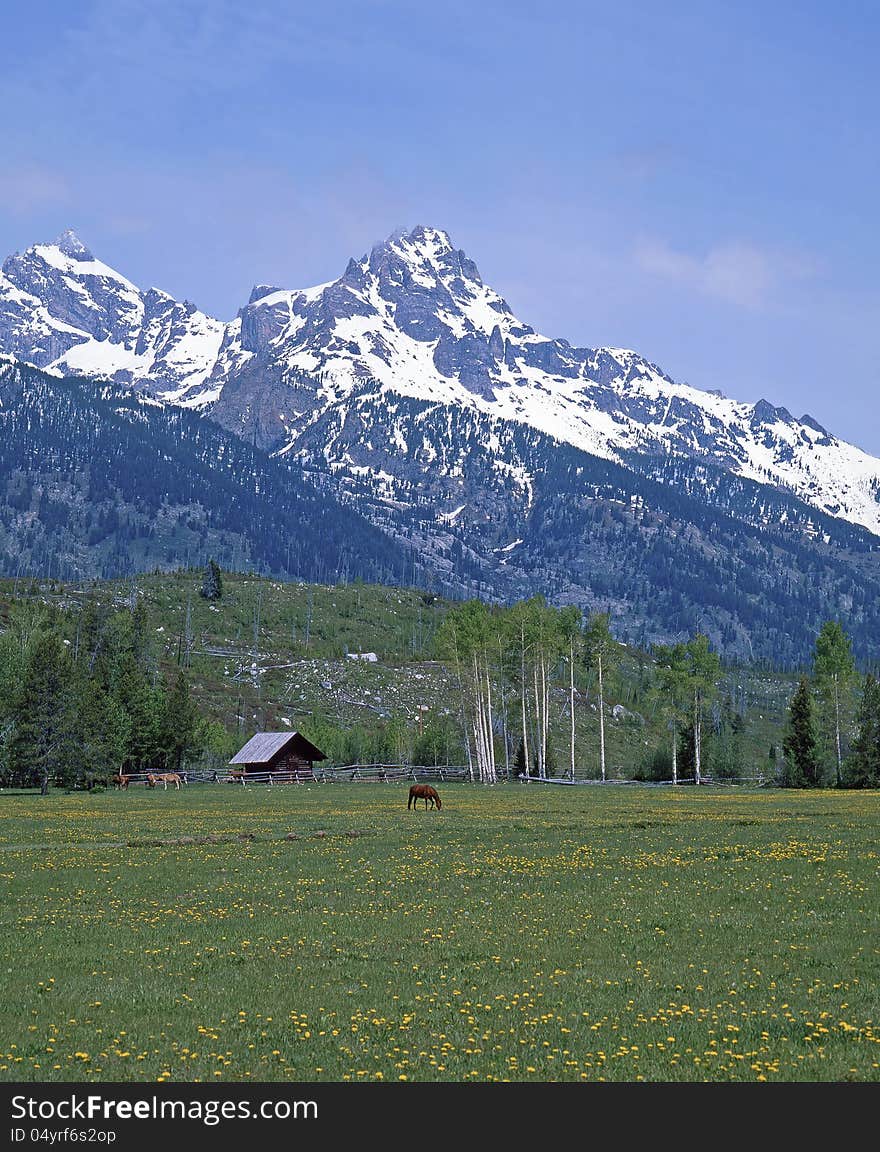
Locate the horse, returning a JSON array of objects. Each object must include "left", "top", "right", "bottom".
[
  {"left": 408, "top": 783, "right": 441, "bottom": 810},
  {"left": 147, "top": 772, "right": 183, "bottom": 791},
  {"left": 111, "top": 773, "right": 130, "bottom": 790}
]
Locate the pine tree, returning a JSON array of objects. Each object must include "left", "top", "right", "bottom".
[
  {"left": 767, "top": 742, "right": 778, "bottom": 782},
  {"left": 782, "top": 676, "right": 821, "bottom": 788},
  {"left": 116, "top": 653, "right": 165, "bottom": 773},
  {"left": 678, "top": 722, "right": 696, "bottom": 779},
  {"left": 76, "top": 675, "right": 130, "bottom": 787},
  {"left": 543, "top": 740, "right": 558, "bottom": 778},
  {"left": 161, "top": 671, "right": 203, "bottom": 773},
  {"left": 513, "top": 738, "right": 527, "bottom": 777},
  {"left": 843, "top": 674, "right": 880, "bottom": 788},
  {"left": 200, "top": 559, "right": 223, "bottom": 601},
  {"left": 713, "top": 700, "right": 744, "bottom": 779},
  {"left": 129, "top": 596, "right": 153, "bottom": 673},
  {"left": 6, "top": 632, "right": 74, "bottom": 794}
]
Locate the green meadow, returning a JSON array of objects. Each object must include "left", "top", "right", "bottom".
[{"left": 1, "top": 783, "right": 878, "bottom": 1082}]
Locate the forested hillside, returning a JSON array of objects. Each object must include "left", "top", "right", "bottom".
[
  {"left": 3, "top": 569, "right": 875, "bottom": 791},
  {"left": 0, "top": 359, "right": 415, "bottom": 587}
]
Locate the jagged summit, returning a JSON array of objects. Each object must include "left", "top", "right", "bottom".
[
  {"left": 248, "top": 284, "right": 282, "bottom": 305},
  {"left": 396, "top": 224, "right": 455, "bottom": 254},
  {"left": 751, "top": 398, "right": 792, "bottom": 425},
  {"left": 51, "top": 229, "right": 93, "bottom": 260},
  {"left": 365, "top": 224, "right": 470, "bottom": 274},
  {"left": 800, "top": 413, "right": 830, "bottom": 437},
  {"left": 378, "top": 224, "right": 455, "bottom": 253},
  {"left": 365, "top": 225, "right": 475, "bottom": 286}
]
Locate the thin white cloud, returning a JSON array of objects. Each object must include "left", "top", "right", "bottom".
[
  {"left": 634, "top": 237, "right": 817, "bottom": 311},
  {"left": 0, "top": 168, "right": 69, "bottom": 215},
  {"left": 104, "top": 214, "right": 152, "bottom": 237}
]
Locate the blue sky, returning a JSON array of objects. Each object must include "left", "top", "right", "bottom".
[{"left": 2, "top": 0, "right": 879, "bottom": 451}]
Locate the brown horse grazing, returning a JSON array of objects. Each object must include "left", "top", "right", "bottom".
[
  {"left": 147, "top": 772, "right": 183, "bottom": 791},
  {"left": 408, "top": 783, "right": 441, "bottom": 810},
  {"left": 112, "top": 773, "right": 130, "bottom": 790}
]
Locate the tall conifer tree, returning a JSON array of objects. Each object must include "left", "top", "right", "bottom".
[{"left": 782, "top": 676, "right": 821, "bottom": 788}]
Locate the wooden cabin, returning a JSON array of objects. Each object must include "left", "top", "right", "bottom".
[{"left": 229, "top": 731, "right": 327, "bottom": 780}]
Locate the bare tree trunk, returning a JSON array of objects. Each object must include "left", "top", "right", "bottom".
[
  {"left": 472, "top": 652, "right": 496, "bottom": 784},
  {"left": 569, "top": 638, "right": 576, "bottom": 780},
  {"left": 540, "top": 654, "right": 548, "bottom": 777},
  {"left": 463, "top": 721, "right": 474, "bottom": 781},
  {"left": 472, "top": 666, "right": 482, "bottom": 780},
  {"left": 472, "top": 655, "right": 486, "bottom": 781},
  {"left": 452, "top": 634, "right": 474, "bottom": 782},
  {"left": 598, "top": 655, "right": 606, "bottom": 782},
  {"left": 533, "top": 664, "right": 543, "bottom": 778},
  {"left": 500, "top": 678, "right": 510, "bottom": 780},
  {"left": 834, "top": 676, "right": 842, "bottom": 786},
  {"left": 520, "top": 684, "right": 529, "bottom": 780},
  {"left": 472, "top": 717, "right": 483, "bottom": 780},
  {"left": 483, "top": 656, "right": 496, "bottom": 784},
  {"left": 499, "top": 638, "right": 510, "bottom": 780},
  {"left": 671, "top": 717, "right": 678, "bottom": 784},
  {"left": 520, "top": 622, "right": 530, "bottom": 780},
  {"left": 694, "top": 691, "right": 701, "bottom": 785}
]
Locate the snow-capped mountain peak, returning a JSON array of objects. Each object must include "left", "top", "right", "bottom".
[
  {"left": 2, "top": 224, "right": 880, "bottom": 537},
  {"left": 209, "top": 225, "right": 880, "bottom": 535},
  {"left": 7, "top": 230, "right": 140, "bottom": 293},
  {"left": 362, "top": 224, "right": 513, "bottom": 338},
  {"left": 0, "top": 230, "right": 224, "bottom": 404}
]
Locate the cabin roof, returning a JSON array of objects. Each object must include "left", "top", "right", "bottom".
[{"left": 229, "top": 731, "right": 327, "bottom": 765}]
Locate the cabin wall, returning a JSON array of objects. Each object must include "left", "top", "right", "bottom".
[{"left": 242, "top": 751, "right": 314, "bottom": 777}]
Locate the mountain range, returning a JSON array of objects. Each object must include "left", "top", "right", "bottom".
[{"left": 2, "top": 226, "right": 879, "bottom": 663}]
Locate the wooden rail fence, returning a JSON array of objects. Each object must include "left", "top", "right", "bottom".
[{"left": 115, "top": 767, "right": 765, "bottom": 787}]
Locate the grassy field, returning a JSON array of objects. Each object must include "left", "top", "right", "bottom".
[{"left": 1, "top": 782, "right": 877, "bottom": 1083}]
